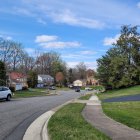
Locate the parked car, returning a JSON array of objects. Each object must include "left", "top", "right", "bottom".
[
  {"left": 48, "top": 86, "right": 56, "bottom": 90},
  {"left": 68, "top": 84, "right": 74, "bottom": 88},
  {"left": 85, "top": 87, "right": 93, "bottom": 91},
  {"left": 0, "top": 86, "right": 12, "bottom": 101},
  {"left": 75, "top": 87, "right": 80, "bottom": 92}
]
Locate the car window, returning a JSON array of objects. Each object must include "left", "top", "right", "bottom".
[
  {"left": 2, "top": 87, "right": 8, "bottom": 91},
  {"left": 0, "top": 87, "right": 3, "bottom": 91}
]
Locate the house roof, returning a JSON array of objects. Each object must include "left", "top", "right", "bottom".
[
  {"left": 73, "top": 80, "right": 82, "bottom": 83},
  {"left": 9, "top": 72, "right": 27, "bottom": 80},
  {"left": 38, "top": 74, "right": 54, "bottom": 79}
]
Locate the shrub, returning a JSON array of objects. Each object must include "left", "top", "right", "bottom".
[
  {"left": 81, "top": 86, "right": 85, "bottom": 90},
  {"left": 22, "top": 86, "right": 28, "bottom": 90},
  {"left": 9, "top": 87, "right": 15, "bottom": 92}
]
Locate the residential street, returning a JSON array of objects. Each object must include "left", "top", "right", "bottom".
[{"left": 0, "top": 90, "right": 82, "bottom": 140}]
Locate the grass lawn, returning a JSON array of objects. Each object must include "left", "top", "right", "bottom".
[
  {"left": 13, "top": 89, "right": 53, "bottom": 98},
  {"left": 79, "top": 94, "right": 92, "bottom": 100},
  {"left": 97, "top": 85, "right": 140, "bottom": 100},
  {"left": 102, "top": 101, "right": 140, "bottom": 131},
  {"left": 48, "top": 103, "right": 111, "bottom": 140}
]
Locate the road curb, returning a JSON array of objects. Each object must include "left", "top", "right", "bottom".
[{"left": 23, "top": 100, "right": 74, "bottom": 140}]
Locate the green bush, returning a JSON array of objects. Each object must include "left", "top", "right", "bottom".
[
  {"left": 90, "top": 85, "right": 105, "bottom": 91},
  {"left": 22, "top": 86, "right": 28, "bottom": 90},
  {"left": 81, "top": 86, "right": 85, "bottom": 90},
  {"left": 9, "top": 87, "right": 15, "bottom": 92}
]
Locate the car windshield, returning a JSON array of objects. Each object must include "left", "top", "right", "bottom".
[{"left": 0, "top": 87, "right": 3, "bottom": 91}]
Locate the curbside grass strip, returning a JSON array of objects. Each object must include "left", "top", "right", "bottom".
[
  {"left": 23, "top": 91, "right": 91, "bottom": 140},
  {"left": 23, "top": 99, "right": 74, "bottom": 140},
  {"left": 41, "top": 111, "right": 55, "bottom": 140}
]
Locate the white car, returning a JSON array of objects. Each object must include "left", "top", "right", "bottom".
[
  {"left": 85, "top": 87, "right": 93, "bottom": 91},
  {"left": 0, "top": 86, "right": 12, "bottom": 101}
]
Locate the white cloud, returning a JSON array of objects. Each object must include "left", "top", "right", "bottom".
[
  {"left": 67, "top": 61, "right": 97, "bottom": 70},
  {"left": 37, "top": 18, "right": 47, "bottom": 25},
  {"left": 40, "top": 41, "right": 81, "bottom": 49},
  {"left": 0, "top": 35, "right": 12, "bottom": 40},
  {"left": 35, "top": 35, "right": 58, "bottom": 43},
  {"left": 103, "top": 34, "right": 120, "bottom": 46},
  {"left": 2, "top": 0, "right": 140, "bottom": 28},
  {"left": 24, "top": 48, "right": 35, "bottom": 53},
  {"left": 137, "top": 2, "right": 140, "bottom": 8},
  {"left": 35, "top": 34, "right": 81, "bottom": 49},
  {"left": 50, "top": 9, "right": 105, "bottom": 29},
  {"left": 80, "top": 50, "right": 97, "bottom": 55},
  {"left": 13, "top": 7, "right": 35, "bottom": 17}
]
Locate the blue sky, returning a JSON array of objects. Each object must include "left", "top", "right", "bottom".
[{"left": 0, "top": 0, "right": 140, "bottom": 69}]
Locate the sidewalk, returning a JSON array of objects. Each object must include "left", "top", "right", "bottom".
[
  {"left": 82, "top": 94, "right": 140, "bottom": 140},
  {"left": 23, "top": 93, "right": 140, "bottom": 140}
]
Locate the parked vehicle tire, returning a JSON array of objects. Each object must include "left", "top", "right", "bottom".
[{"left": 6, "top": 94, "right": 11, "bottom": 101}]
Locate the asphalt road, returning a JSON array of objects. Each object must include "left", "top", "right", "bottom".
[
  {"left": 103, "top": 94, "right": 140, "bottom": 103},
  {"left": 0, "top": 90, "right": 84, "bottom": 140}
]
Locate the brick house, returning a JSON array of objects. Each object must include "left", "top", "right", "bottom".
[{"left": 8, "top": 72, "right": 28, "bottom": 90}]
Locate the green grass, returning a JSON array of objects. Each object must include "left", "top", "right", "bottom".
[
  {"left": 29, "top": 88, "right": 47, "bottom": 92},
  {"left": 79, "top": 94, "right": 92, "bottom": 100},
  {"left": 13, "top": 89, "right": 51, "bottom": 98},
  {"left": 98, "top": 85, "right": 140, "bottom": 100},
  {"left": 56, "top": 87, "right": 70, "bottom": 91},
  {"left": 102, "top": 101, "right": 140, "bottom": 131},
  {"left": 48, "top": 103, "right": 111, "bottom": 140}
]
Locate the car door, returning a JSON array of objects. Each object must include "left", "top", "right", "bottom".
[
  {"left": 2, "top": 87, "right": 9, "bottom": 98},
  {"left": 0, "top": 87, "right": 5, "bottom": 98}
]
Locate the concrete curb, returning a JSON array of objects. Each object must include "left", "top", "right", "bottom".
[
  {"left": 23, "top": 91, "right": 92, "bottom": 140},
  {"left": 23, "top": 100, "right": 74, "bottom": 140},
  {"left": 41, "top": 111, "right": 55, "bottom": 140}
]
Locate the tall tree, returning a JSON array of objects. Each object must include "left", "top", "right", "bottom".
[
  {"left": 27, "top": 71, "right": 38, "bottom": 88},
  {"left": 0, "top": 61, "right": 6, "bottom": 86},
  {"left": 76, "top": 62, "right": 87, "bottom": 80},
  {"left": 97, "top": 25, "right": 140, "bottom": 89},
  {"left": 55, "top": 72, "right": 64, "bottom": 87}
]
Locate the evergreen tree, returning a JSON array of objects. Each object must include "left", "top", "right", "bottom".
[
  {"left": 97, "top": 25, "right": 140, "bottom": 89},
  {"left": 27, "top": 71, "right": 38, "bottom": 88}
]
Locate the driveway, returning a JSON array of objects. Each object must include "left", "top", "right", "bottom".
[
  {"left": 103, "top": 94, "right": 140, "bottom": 103},
  {"left": 0, "top": 90, "right": 83, "bottom": 140}
]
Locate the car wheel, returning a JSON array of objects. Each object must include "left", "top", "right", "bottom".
[{"left": 6, "top": 95, "right": 11, "bottom": 101}]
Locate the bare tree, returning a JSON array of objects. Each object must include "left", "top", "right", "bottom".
[
  {"left": 0, "top": 38, "right": 14, "bottom": 64},
  {"left": 76, "top": 62, "right": 87, "bottom": 80},
  {"left": 10, "top": 42, "right": 24, "bottom": 71},
  {"left": 20, "top": 52, "right": 35, "bottom": 74},
  {"left": 35, "top": 52, "right": 65, "bottom": 76}
]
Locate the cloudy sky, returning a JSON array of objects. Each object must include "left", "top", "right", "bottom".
[{"left": 1, "top": 0, "right": 140, "bottom": 69}]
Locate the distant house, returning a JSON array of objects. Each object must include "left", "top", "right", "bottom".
[
  {"left": 73, "top": 80, "right": 83, "bottom": 87},
  {"left": 37, "top": 75, "right": 54, "bottom": 87},
  {"left": 8, "top": 72, "right": 28, "bottom": 91},
  {"left": 86, "top": 69, "right": 99, "bottom": 86}
]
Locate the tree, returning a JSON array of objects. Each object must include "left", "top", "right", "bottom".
[
  {"left": 36, "top": 52, "right": 67, "bottom": 78},
  {"left": 97, "top": 25, "right": 140, "bottom": 89},
  {"left": 55, "top": 72, "right": 64, "bottom": 87},
  {"left": 20, "top": 53, "right": 35, "bottom": 74},
  {"left": 0, "top": 38, "right": 25, "bottom": 72},
  {"left": 76, "top": 62, "right": 87, "bottom": 80},
  {"left": 27, "top": 71, "right": 38, "bottom": 88},
  {"left": 0, "top": 61, "right": 6, "bottom": 86}
]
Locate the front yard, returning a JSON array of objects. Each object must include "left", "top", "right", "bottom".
[
  {"left": 13, "top": 88, "right": 56, "bottom": 98},
  {"left": 79, "top": 94, "right": 92, "bottom": 100},
  {"left": 48, "top": 103, "right": 110, "bottom": 140},
  {"left": 97, "top": 85, "right": 140, "bottom": 131},
  {"left": 102, "top": 101, "right": 140, "bottom": 131},
  {"left": 97, "top": 85, "right": 140, "bottom": 100}
]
